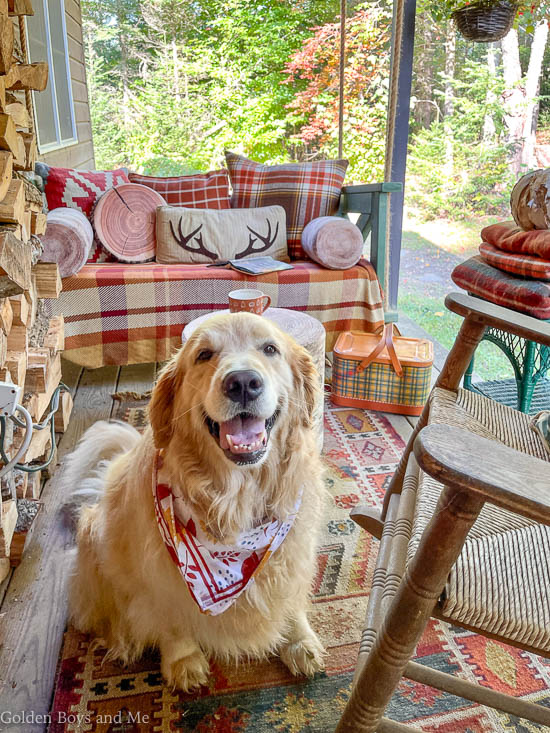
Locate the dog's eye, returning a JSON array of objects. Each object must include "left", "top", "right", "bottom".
[
  {"left": 196, "top": 349, "right": 213, "bottom": 362},
  {"left": 263, "top": 343, "right": 278, "bottom": 356}
]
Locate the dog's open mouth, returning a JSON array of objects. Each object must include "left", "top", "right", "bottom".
[{"left": 205, "top": 412, "right": 278, "bottom": 465}]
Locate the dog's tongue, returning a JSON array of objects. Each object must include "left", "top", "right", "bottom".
[{"left": 219, "top": 415, "right": 266, "bottom": 452}]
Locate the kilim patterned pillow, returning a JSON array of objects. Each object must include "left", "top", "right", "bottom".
[
  {"left": 35, "top": 163, "right": 130, "bottom": 218},
  {"left": 128, "top": 170, "right": 231, "bottom": 209},
  {"left": 35, "top": 163, "right": 130, "bottom": 264},
  {"left": 225, "top": 151, "right": 348, "bottom": 260},
  {"left": 479, "top": 242, "right": 550, "bottom": 281}
]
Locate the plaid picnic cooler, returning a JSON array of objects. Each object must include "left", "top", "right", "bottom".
[{"left": 332, "top": 325, "right": 433, "bottom": 415}]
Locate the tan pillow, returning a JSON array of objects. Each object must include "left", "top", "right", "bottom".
[{"left": 155, "top": 205, "right": 288, "bottom": 264}]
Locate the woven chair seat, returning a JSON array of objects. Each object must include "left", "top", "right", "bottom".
[{"left": 408, "top": 387, "right": 550, "bottom": 651}]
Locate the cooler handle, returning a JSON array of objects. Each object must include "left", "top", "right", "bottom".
[{"left": 356, "top": 324, "right": 404, "bottom": 377}]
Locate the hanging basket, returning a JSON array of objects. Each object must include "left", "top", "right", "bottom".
[{"left": 452, "top": 1, "right": 517, "bottom": 42}]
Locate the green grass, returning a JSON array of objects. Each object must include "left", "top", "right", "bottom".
[{"left": 399, "top": 292, "right": 514, "bottom": 381}]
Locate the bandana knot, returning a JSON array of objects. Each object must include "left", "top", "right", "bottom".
[{"left": 152, "top": 451, "right": 301, "bottom": 615}]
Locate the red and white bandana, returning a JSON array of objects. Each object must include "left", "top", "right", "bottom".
[{"left": 152, "top": 452, "right": 301, "bottom": 616}]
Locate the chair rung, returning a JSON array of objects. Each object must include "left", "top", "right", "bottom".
[
  {"left": 378, "top": 718, "right": 424, "bottom": 732},
  {"left": 404, "top": 660, "right": 550, "bottom": 727}
]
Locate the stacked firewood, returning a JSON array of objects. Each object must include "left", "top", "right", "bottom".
[{"left": 0, "top": 0, "right": 71, "bottom": 581}]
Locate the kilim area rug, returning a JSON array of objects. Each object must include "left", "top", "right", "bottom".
[{"left": 48, "top": 394, "right": 550, "bottom": 732}]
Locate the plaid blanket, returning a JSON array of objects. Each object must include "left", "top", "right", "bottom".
[
  {"left": 479, "top": 242, "right": 550, "bottom": 281},
  {"left": 50, "top": 259, "right": 384, "bottom": 368}
]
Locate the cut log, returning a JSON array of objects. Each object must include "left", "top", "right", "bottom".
[
  {"left": 18, "top": 174, "right": 43, "bottom": 212},
  {"left": 41, "top": 443, "right": 58, "bottom": 479},
  {"left": 10, "top": 498, "right": 40, "bottom": 566},
  {"left": 0, "top": 150, "right": 12, "bottom": 202},
  {"left": 6, "top": 100, "right": 29, "bottom": 128},
  {"left": 20, "top": 208, "right": 30, "bottom": 242},
  {"left": 0, "top": 0, "right": 8, "bottom": 16},
  {"left": 8, "top": 0, "right": 33, "bottom": 14},
  {"left": 30, "top": 211, "right": 46, "bottom": 235},
  {"left": 0, "top": 15, "right": 13, "bottom": 75},
  {"left": 0, "top": 296, "right": 12, "bottom": 334},
  {"left": 3, "top": 348, "right": 26, "bottom": 385},
  {"left": 43, "top": 315, "right": 64, "bottom": 354},
  {"left": 12, "top": 131, "right": 27, "bottom": 170},
  {"left": 7, "top": 62, "right": 48, "bottom": 92},
  {"left": 24, "top": 277, "right": 35, "bottom": 328},
  {"left": 25, "top": 347, "right": 49, "bottom": 392},
  {"left": 19, "top": 424, "right": 50, "bottom": 463},
  {"left": 14, "top": 469, "right": 27, "bottom": 498},
  {"left": 22, "top": 350, "right": 61, "bottom": 421},
  {"left": 32, "top": 262, "right": 61, "bottom": 298},
  {"left": 54, "top": 389, "right": 72, "bottom": 432},
  {"left": 0, "top": 328, "right": 7, "bottom": 367},
  {"left": 0, "top": 179, "right": 25, "bottom": 224},
  {"left": 26, "top": 470, "right": 41, "bottom": 499},
  {"left": 20, "top": 131, "right": 36, "bottom": 170},
  {"left": 6, "top": 323, "right": 26, "bottom": 352},
  {"left": 0, "top": 498, "right": 16, "bottom": 557},
  {"left": 10, "top": 293, "right": 29, "bottom": 327},
  {"left": 0, "top": 231, "right": 31, "bottom": 296},
  {"left": 0, "top": 222, "right": 21, "bottom": 239},
  {"left": 0, "top": 112, "right": 18, "bottom": 156}
]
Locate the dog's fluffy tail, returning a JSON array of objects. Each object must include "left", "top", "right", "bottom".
[{"left": 61, "top": 420, "right": 140, "bottom": 530}]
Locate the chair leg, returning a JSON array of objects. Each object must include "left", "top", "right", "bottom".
[
  {"left": 381, "top": 316, "right": 486, "bottom": 520},
  {"left": 336, "top": 485, "right": 484, "bottom": 733}
]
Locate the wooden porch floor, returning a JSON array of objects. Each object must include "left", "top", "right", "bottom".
[{"left": 0, "top": 315, "right": 446, "bottom": 731}]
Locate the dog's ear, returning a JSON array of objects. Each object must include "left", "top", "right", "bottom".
[
  {"left": 148, "top": 357, "right": 182, "bottom": 449},
  {"left": 290, "top": 343, "right": 320, "bottom": 429}
]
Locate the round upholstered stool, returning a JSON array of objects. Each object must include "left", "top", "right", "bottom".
[{"left": 182, "top": 308, "right": 326, "bottom": 449}]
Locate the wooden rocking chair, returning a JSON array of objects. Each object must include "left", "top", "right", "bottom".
[{"left": 336, "top": 291, "right": 550, "bottom": 732}]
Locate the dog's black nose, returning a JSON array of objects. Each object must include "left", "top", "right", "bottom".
[{"left": 223, "top": 370, "right": 264, "bottom": 406}]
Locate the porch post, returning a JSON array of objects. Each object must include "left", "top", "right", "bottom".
[{"left": 384, "top": 0, "right": 417, "bottom": 316}]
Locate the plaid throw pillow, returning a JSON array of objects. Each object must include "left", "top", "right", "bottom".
[
  {"left": 128, "top": 170, "right": 231, "bottom": 209},
  {"left": 452, "top": 255, "right": 550, "bottom": 319},
  {"left": 225, "top": 151, "right": 348, "bottom": 260},
  {"left": 479, "top": 242, "right": 550, "bottom": 281}
]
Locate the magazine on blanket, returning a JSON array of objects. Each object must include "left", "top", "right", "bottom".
[{"left": 208, "top": 256, "right": 294, "bottom": 275}]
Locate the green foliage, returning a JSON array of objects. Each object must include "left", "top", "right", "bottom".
[
  {"left": 82, "top": 0, "right": 392, "bottom": 180},
  {"left": 407, "top": 60, "right": 514, "bottom": 220}
]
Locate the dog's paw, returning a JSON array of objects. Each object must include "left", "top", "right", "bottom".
[
  {"left": 280, "top": 632, "right": 326, "bottom": 677},
  {"left": 161, "top": 647, "right": 210, "bottom": 692}
]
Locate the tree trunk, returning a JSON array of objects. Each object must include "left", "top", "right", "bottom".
[
  {"left": 414, "top": 13, "right": 434, "bottom": 128},
  {"left": 115, "top": 0, "right": 130, "bottom": 128},
  {"left": 482, "top": 44, "right": 496, "bottom": 143},
  {"left": 521, "top": 20, "right": 548, "bottom": 168},
  {"left": 172, "top": 39, "right": 180, "bottom": 103},
  {"left": 443, "top": 21, "right": 456, "bottom": 175},
  {"left": 501, "top": 23, "right": 549, "bottom": 175}
]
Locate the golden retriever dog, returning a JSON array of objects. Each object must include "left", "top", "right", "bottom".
[{"left": 64, "top": 312, "right": 326, "bottom": 690}]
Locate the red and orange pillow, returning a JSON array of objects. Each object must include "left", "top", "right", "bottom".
[
  {"left": 225, "top": 151, "right": 348, "bottom": 260},
  {"left": 128, "top": 169, "right": 231, "bottom": 209}
]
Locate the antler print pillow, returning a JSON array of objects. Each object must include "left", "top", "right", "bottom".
[{"left": 155, "top": 205, "right": 288, "bottom": 264}]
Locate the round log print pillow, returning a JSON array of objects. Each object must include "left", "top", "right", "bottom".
[
  {"left": 510, "top": 168, "right": 550, "bottom": 231},
  {"left": 40, "top": 207, "right": 93, "bottom": 277},
  {"left": 93, "top": 183, "right": 166, "bottom": 262}
]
